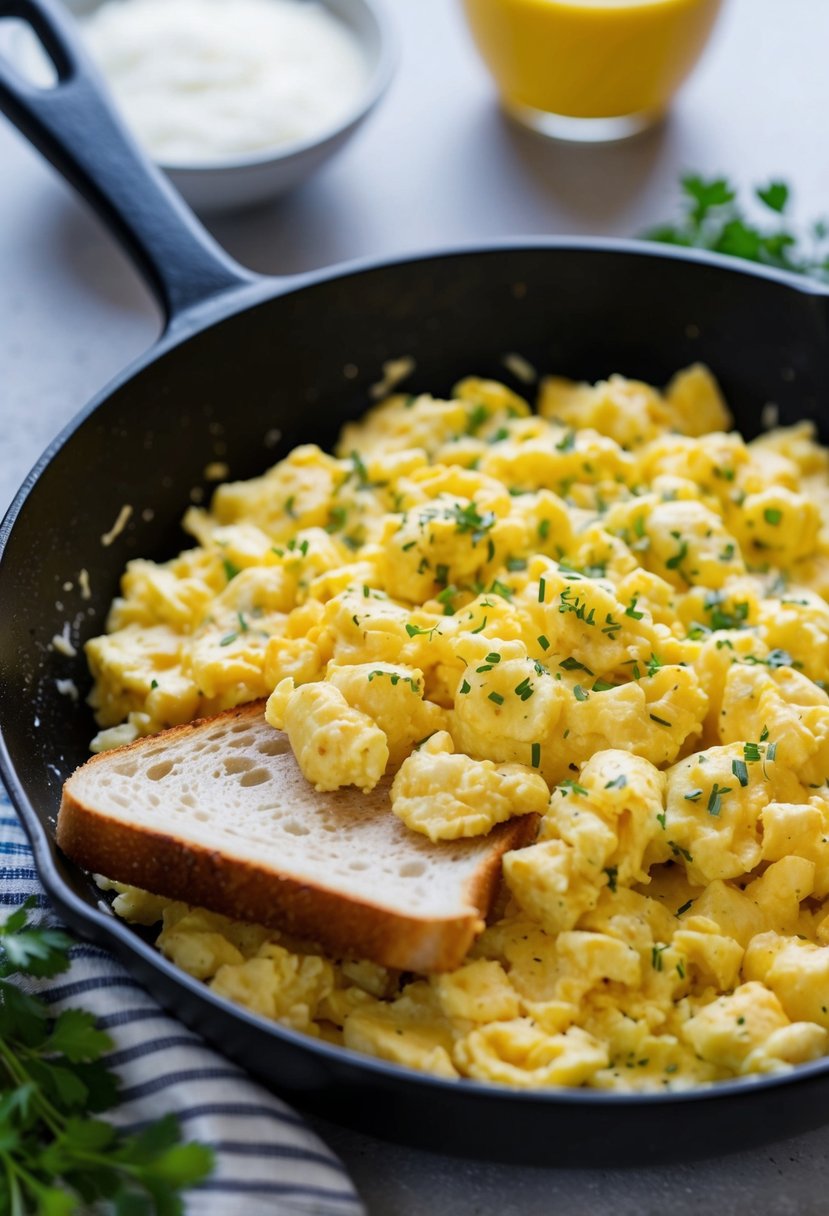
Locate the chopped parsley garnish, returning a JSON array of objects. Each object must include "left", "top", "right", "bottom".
[
  {"left": 451, "top": 501, "right": 496, "bottom": 541},
  {"left": 459, "top": 679, "right": 471, "bottom": 695},
  {"left": 573, "top": 684, "right": 589, "bottom": 701},
  {"left": 592, "top": 679, "right": 617, "bottom": 692},
  {"left": 405, "top": 622, "right": 436, "bottom": 639}
]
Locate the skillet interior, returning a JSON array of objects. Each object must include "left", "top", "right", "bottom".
[{"left": 3, "top": 242, "right": 829, "bottom": 1164}]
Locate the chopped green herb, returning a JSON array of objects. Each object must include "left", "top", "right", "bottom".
[
  {"left": 676, "top": 900, "right": 694, "bottom": 916},
  {"left": 506, "top": 556, "right": 528, "bottom": 572},
  {"left": 488, "top": 691, "right": 505, "bottom": 705},
  {"left": 651, "top": 944, "right": 668, "bottom": 972},
  {"left": 284, "top": 494, "right": 297, "bottom": 517},
  {"left": 559, "top": 657, "right": 591, "bottom": 673},
  {"left": 683, "top": 789, "right": 703, "bottom": 803},
  {"left": 325, "top": 505, "right": 347, "bottom": 533},
  {"left": 537, "top": 634, "right": 551, "bottom": 651},
  {"left": 649, "top": 713, "right": 672, "bottom": 727},
  {"left": 625, "top": 595, "right": 644, "bottom": 620},
  {"left": 531, "top": 742, "right": 541, "bottom": 768},
  {"left": 764, "top": 507, "right": 783, "bottom": 526},
  {"left": 150, "top": 679, "right": 159, "bottom": 690},
  {"left": 604, "top": 866, "right": 618, "bottom": 893},
  {"left": 604, "top": 775, "right": 628, "bottom": 790},
  {"left": 558, "top": 779, "right": 589, "bottom": 796},
  {"left": 459, "top": 679, "right": 471, "bottom": 695},
  {"left": 731, "top": 758, "right": 749, "bottom": 787},
  {"left": 707, "top": 782, "right": 733, "bottom": 816},
  {"left": 219, "top": 632, "right": 237, "bottom": 647},
  {"left": 573, "top": 684, "right": 589, "bottom": 702},
  {"left": 592, "top": 679, "right": 617, "bottom": 692},
  {"left": 222, "top": 557, "right": 241, "bottom": 581},
  {"left": 538, "top": 519, "right": 551, "bottom": 541},
  {"left": 538, "top": 576, "right": 547, "bottom": 603},
  {"left": 555, "top": 429, "right": 576, "bottom": 452}
]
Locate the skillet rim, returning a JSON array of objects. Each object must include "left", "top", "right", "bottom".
[{"left": 3, "top": 233, "right": 829, "bottom": 1114}]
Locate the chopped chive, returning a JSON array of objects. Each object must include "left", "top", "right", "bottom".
[
  {"left": 538, "top": 576, "right": 547, "bottom": 603},
  {"left": 459, "top": 679, "right": 471, "bottom": 695},
  {"left": 573, "top": 684, "right": 589, "bottom": 702},
  {"left": 219, "top": 632, "right": 237, "bottom": 647},
  {"left": 531, "top": 742, "right": 541, "bottom": 768},
  {"left": 731, "top": 758, "right": 749, "bottom": 787},
  {"left": 707, "top": 783, "right": 733, "bottom": 816},
  {"left": 604, "top": 775, "right": 627, "bottom": 790},
  {"left": 683, "top": 789, "right": 703, "bottom": 802},
  {"left": 763, "top": 507, "right": 782, "bottom": 526},
  {"left": 537, "top": 634, "right": 550, "bottom": 651},
  {"left": 649, "top": 713, "right": 672, "bottom": 727},
  {"left": 488, "top": 691, "right": 504, "bottom": 705},
  {"left": 676, "top": 899, "right": 694, "bottom": 916},
  {"left": 222, "top": 558, "right": 241, "bottom": 581}
]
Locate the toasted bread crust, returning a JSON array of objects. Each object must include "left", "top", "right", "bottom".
[{"left": 57, "top": 703, "right": 538, "bottom": 972}]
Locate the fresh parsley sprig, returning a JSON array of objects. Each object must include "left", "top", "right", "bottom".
[
  {"left": 0, "top": 898, "right": 213, "bottom": 1214},
  {"left": 646, "top": 174, "right": 829, "bottom": 281}
]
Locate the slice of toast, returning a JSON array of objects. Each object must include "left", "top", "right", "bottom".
[{"left": 57, "top": 701, "right": 539, "bottom": 972}]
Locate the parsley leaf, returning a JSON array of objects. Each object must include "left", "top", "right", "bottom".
[{"left": 0, "top": 900, "right": 213, "bottom": 1211}]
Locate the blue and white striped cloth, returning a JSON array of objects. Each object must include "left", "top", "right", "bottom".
[{"left": 0, "top": 785, "right": 365, "bottom": 1216}]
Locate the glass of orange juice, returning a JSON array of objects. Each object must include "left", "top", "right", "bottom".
[{"left": 460, "top": 0, "right": 726, "bottom": 141}]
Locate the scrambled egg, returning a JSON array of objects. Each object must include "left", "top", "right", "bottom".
[{"left": 89, "top": 364, "right": 829, "bottom": 1092}]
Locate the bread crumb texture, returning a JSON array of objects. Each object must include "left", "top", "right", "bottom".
[{"left": 87, "top": 366, "right": 829, "bottom": 1090}]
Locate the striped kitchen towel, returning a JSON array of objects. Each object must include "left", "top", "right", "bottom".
[{"left": 0, "top": 785, "right": 365, "bottom": 1216}]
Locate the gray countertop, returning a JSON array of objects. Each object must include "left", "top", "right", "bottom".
[{"left": 2, "top": 0, "right": 829, "bottom": 1211}]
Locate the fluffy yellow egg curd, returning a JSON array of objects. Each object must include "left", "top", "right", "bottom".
[{"left": 88, "top": 365, "right": 829, "bottom": 1091}]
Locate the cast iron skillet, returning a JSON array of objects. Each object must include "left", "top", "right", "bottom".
[{"left": 3, "top": 0, "right": 829, "bottom": 1169}]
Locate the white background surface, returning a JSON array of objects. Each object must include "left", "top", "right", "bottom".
[{"left": 2, "top": 0, "right": 829, "bottom": 1211}]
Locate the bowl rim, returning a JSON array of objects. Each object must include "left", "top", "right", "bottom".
[{"left": 75, "top": 0, "right": 399, "bottom": 175}]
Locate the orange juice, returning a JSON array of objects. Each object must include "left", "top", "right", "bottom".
[{"left": 461, "top": 0, "right": 725, "bottom": 138}]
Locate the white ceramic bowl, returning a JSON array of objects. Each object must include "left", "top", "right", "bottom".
[{"left": 64, "top": 0, "right": 397, "bottom": 212}]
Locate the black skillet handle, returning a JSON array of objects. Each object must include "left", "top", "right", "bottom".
[{"left": 0, "top": 0, "right": 258, "bottom": 328}]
